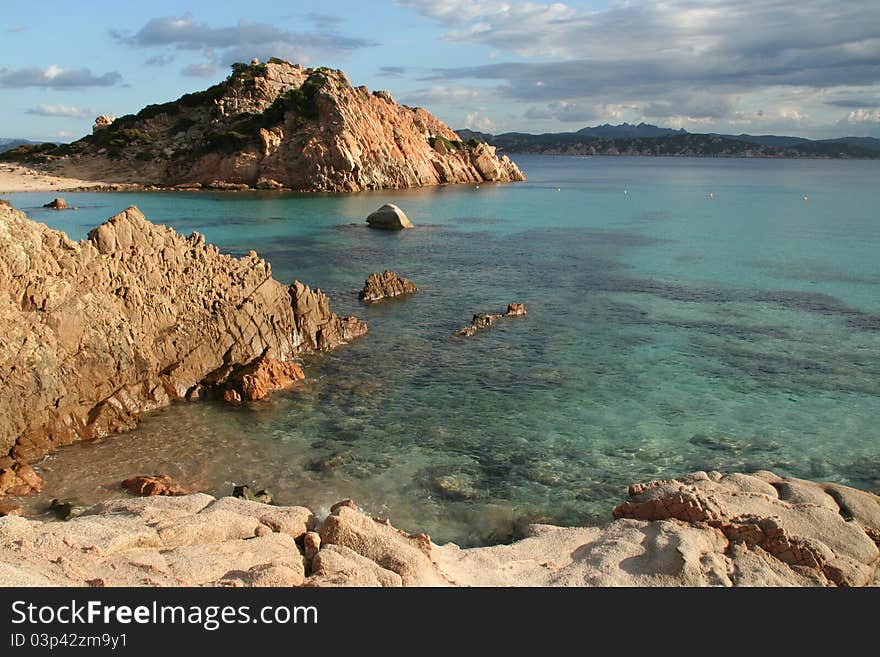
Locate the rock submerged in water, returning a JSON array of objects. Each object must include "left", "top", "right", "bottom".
[
  {"left": 454, "top": 303, "right": 528, "bottom": 337},
  {"left": 43, "top": 197, "right": 69, "bottom": 210},
  {"left": 359, "top": 270, "right": 419, "bottom": 302},
  {"left": 219, "top": 350, "right": 306, "bottom": 402},
  {"left": 122, "top": 475, "right": 189, "bottom": 497},
  {"left": 366, "top": 203, "right": 413, "bottom": 230}
]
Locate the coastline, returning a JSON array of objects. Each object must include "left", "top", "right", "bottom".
[
  {"left": 2, "top": 469, "right": 878, "bottom": 587},
  {"left": 0, "top": 163, "right": 116, "bottom": 194}
]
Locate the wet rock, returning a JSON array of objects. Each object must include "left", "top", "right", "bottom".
[
  {"left": 0, "top": 203, "right": 366, "bottom": 493},
  {"left": 221, "top": 350, "right": 305, "bottom": 402},
  {"left": 359, "top": 270, "right": 418, "bottom": 302},
  {"left": 366, "top": 203, "right": 413, "bottom": 230},
  {"left": 49, "top": 498, "right": 87, "bottom": 520},
  {"left": 43, "top": 197, "right": 70, "bottom": 210},
  {"left": 0, "top": 501, "right": 22, "bottom": 517},
  {"left": 0, "top": 464, "right": 42, "bottom": 496},
  {"left": 232, "top": 485, "right": 273, "bottom": 505},
  {"left": 454, "top": 305, "right": 526, "bottom": 337},
  {"left": 122, "top": 475, "right": 189, "bottom": 497},
  {"left": 431, "top": 474, "right": 481, "bottom": 501},
  {"left": 307, "top": 450, "right": 355, "bottom": 472}
]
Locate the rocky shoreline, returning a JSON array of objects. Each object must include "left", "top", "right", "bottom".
[
  {"left": 0, "top": 202, "right": 366, "bottom": 496},
  {"left": 1, "top": 470, "right": 877, "bottom": 587}
]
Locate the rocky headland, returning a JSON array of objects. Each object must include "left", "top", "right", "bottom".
[
  {"left": 1, "top": 470, "right": 877, "bottom": 587},
  {"left": 0, "top": 202, "right": 366, "bottom": 497},
  {"left": 359, "top": 271, "right": 419, "bottom": 303},
  {"left": 1, "top": 59, "right": 524, "bottom": 192}
]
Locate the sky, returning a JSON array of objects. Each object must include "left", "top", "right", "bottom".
[{"left": 1, "top": 0, "right": 878, "bottom": 141}]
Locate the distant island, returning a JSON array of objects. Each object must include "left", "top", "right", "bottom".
[
  {"left": 0, "top": 59, "right": 523, "bottom": 192},
  {"left": 456, "top": 123, "right": 880, "bottom": 159}
]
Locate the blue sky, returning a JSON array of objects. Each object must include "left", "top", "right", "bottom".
[{"left": 1, "top": 0, "right": 878, "bottom": 141}]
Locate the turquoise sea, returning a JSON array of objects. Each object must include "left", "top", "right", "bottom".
[{"left": 9, "top": 156, "right": 880, "bottom": 546}]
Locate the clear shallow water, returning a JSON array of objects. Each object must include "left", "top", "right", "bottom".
[{"left": 8, "top": 156, "right": 880, "bottom": 546}]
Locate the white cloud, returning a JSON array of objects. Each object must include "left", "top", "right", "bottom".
[
  {"left": 0, "top": 65, "right": 121, "bottom": 89},
  {"left": 26, "top": 105, "right": 94, "bottom": 119}
]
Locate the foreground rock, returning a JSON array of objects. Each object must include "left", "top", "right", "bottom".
[
  {"left": 1, "top": 470, "right": 876, "bottom": 587},
  {"left": 0, "top": 203, "right": 366, "bottom": 489},
  {"left": 455, "top": 303, "right": 528, "bottom": 337},
  {"left": 359, "top": 270, "right": 419, "bottom": 302},
  {"left": 219, "top": 350, "right": 306, "bottom": 402},
  {"left": 42, "top": 197, "right": 69, "bottom": 210},
  {"left": 366, "top": 204, "right": 413, "bottom": 230},
  {"left": 5, "top": 60, "right": 525, "bottom": 192}
]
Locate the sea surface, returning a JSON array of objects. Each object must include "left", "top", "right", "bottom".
[{"left": 9, "top": 156, "right": 880, "bottom": 546}]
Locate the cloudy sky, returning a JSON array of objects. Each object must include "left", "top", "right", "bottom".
[{"left": 2, "top": 0, "right": 878, "bottom": 141}]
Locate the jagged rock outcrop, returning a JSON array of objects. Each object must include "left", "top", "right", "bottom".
[
  {"left": 92, "top": 115, "right": 114, "bottom": 132},
  {"left": 27, "top": 60, "right": 524, "bottom": 192},
  {"left": 42, "top": 197, "right": 69, "bottom": 210},
  {"left": 454, "top": 303, "right": 528, "bottom": 337},
  {"left": 359, "top": 270, "right": 419, "bottom": 302},
  {"left": 366, "top": 204, "right": 413, "bottom": 230},
  {"left": 0, "top": 203, "right": 366, "bottom": 491},
  {"left": 0, "top": 471, "right": 876, "bottom": 587}
]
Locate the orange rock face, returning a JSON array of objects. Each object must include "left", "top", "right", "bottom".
[
  {"left": 121, "top": 474, "right": 189, "bottom": 497},
  {"left": 0, "top": 203, "right": 366, "bottom": 493},
  {"left": 223, "top": 351, "right": 306, "bottom": 402},
  {"left": 54, "top": 61, "right": 525, "bottom": 192},
  {"left": 359, "top": 270, "right": 419, "bottom": 302}
]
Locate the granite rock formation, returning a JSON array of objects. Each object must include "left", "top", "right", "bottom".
[
  {"left": 366, "top": 204, "right": 413, "bottom": 230},
  {"left": 17, "top": 60, "right": 524, "bottom": 192},
  {"left": 359, "top": 270, "right": 419, "bottom": 302},
  {"left": 0, "top": 203, "right": 366, "bottom": 493},
  {"left": 42, "top": 197, "right": 69, "bottom": 210},
  {"left": 0, "top": 470, "right": 876, "bottom": 587},
  {"left": 454, "top": 303, "right": 528, "bottom": 337}
]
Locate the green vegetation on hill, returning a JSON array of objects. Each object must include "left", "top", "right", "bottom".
[
  {"left": 456, "top": 127, "right": 880, "bottom": 159},
  {"left": 0, "top": 61, "right": 331, "bottom": 163}
]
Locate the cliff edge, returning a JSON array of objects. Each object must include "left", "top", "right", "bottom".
[
  {"left": 0, "top": 203, "right": 366, "bottom": 493},
  {"left": 5, "top": 60, "right": 525, "bottom": 192}
]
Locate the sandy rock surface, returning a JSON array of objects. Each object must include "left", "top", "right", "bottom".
[{"left": 1, "top": 471, "right": 876, "bottom": 587}]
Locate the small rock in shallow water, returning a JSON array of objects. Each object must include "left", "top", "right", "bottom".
[
  {"left": 365, "top": 203, "right": 413, "bottom": 230},
  {"left": 431, "top": 474, "right": 481, "bottom": 501},
  {"left": 122, "top": 474, "right": 188, "bottom": 497},
  {"left": 232, "top": 485, "right": 273, "bottom": 505},
  {"left": 454, "top": 304, "right": 527, "bottom": 337},
  {"left": 43, "top": 197, "right": 70, "bottom": 210},
  {"left": 0, "top": 501, "right": 22, "bottom": 517},
  {"left": 359, "top": 270, "right": 418, "bottom": 302},
  {"left": 49, "top": 499, "right": 87, "bottom": 520}
]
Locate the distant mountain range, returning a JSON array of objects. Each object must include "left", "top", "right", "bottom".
[
  {"left": 0, "top": 138, "right": 41, "bottom": 153},
  {"left": 456, "top": 123, "right": 880, "bottom": 159}
]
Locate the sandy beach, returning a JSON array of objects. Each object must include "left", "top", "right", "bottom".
[{"left": 0, "top": 163, "right": 110, "bottom": 194}]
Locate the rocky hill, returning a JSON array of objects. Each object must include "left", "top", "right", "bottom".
[
  {"left": 2, "top": 60, "right": 524, "bottom": 191},
  {"left": 0, "top": 201, "right": 366, "bottom": 496}
]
